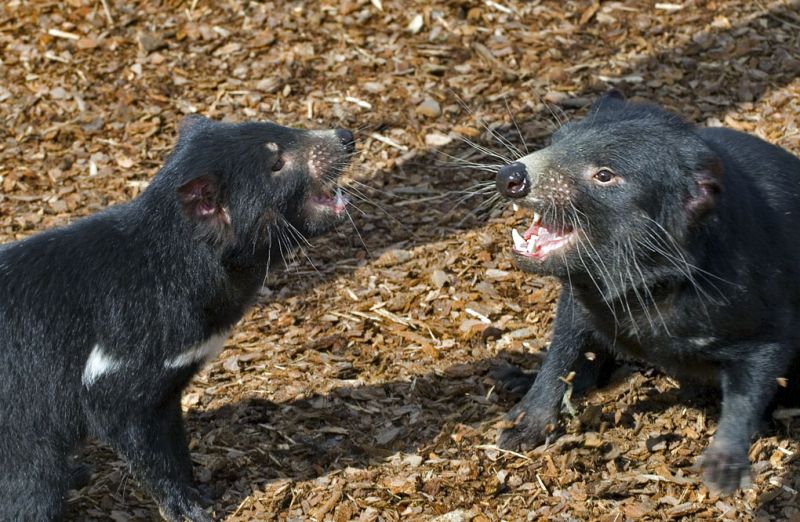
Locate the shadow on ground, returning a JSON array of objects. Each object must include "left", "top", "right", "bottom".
[
  {"left": 262, "top": 0, "right": 800, "bottom": 302},
  {"left": 68, "top": 350, "right": 800, "bottom": 519},
  {"left": 64, "top": 2, "right": 800, "bottom": 519}
]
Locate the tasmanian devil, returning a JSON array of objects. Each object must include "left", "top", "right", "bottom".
[
  {"left": 0, "top": 115, "right": 354, "bottom": 521},
  {"left": 493, "top": 91, "right": 800, "bottom": 493}
]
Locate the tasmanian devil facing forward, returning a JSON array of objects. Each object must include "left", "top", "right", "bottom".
[
  {"left": 0, "top": 115, "right": 354, "bottom": 521},
  {"left": 493, "top": 91, "right": 800, "bottom": 493}
]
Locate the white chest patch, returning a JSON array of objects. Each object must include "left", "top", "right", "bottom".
[
  {"left": 164, "top": 332, "right": 229, "bottom": 369},
  {"left": 82, "top": 344, "right": 122, "bottom": 387},
  {"left": 688, "top": 337, "right": 717, "bottom": 347}
]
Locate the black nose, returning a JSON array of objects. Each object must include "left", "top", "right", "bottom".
[
  {"left": 335, "top": 129, "right": 355, "bottom": 154},
  {"left": 496, "top": 162, "right": 530, "bottom": 198}
]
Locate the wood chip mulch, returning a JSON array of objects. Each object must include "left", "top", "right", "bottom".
[{"left": 2, "top": 0, "right": 800, "bottom": 520}]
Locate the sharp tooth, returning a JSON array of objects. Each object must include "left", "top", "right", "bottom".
[
  {"left": 512, "top": 203, "right": 519, "bottom": 212},
  {"left": 533, "top": 211, "right": 541, "bottom": 224},
  {"left": 512, "top": 228, "right": 525, "bottom": 250},
  {"left": 527, "top": 237, "right": 537, "bottom": 254},
  {"left": 335, "top": 187, "right": 347, "bottom": 208}
]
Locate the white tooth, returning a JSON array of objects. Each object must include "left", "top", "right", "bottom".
[
  {"left": 512, "top": 229, "right": 525, "bottom": 250},
  {"left": 335, "top": 187, "right": 346, "bottom": 208},
  {"left": 512, "top": 203, "right": 519, "bottom": 212},
  {"left": 533, "top": 211, "right": 541, "bottom": 224},
  {"left": 527, "top": 237, "right": 537, "bottom": 254}
]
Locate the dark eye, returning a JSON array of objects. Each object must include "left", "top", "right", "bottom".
[
  {"left": 271, "top": 157, "right": 285, "bottom": 171},
  {"left": 593, "top": 168, "right": 615, "bottom": 184}
]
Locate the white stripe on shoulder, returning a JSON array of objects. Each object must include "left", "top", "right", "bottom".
[
  {"left": 82, "top": 344, "right": 122, "bottom": 387},
  {"left": 164, "top": 332, "right": 229, "bottom": 369}
]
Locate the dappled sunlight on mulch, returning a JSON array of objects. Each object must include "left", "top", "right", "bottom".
[{"left": 3, "top": 0, "right": 800, "bottom": 520}]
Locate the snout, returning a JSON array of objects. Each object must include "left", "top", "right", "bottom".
[
  {"left": 334, "top": 129, "right": 356, "bottom": 154},
  {"left": 496, "top": 162, "right": 530, "bottom": 198}
]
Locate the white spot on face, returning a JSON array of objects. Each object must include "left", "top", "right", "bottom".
[
  {"left": 82, "top": 344, "right": 122, "bottom": 387},
  {"left": 164, "top": 332, "right": 229, "bottom": 369}
]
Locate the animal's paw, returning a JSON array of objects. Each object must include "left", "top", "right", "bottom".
[
  {"left": 496, "top": 405, "right": 555, "bottom": 451},
  {"left": 488, "top": 362, "right": 536, "bottom": 399},
  {"left": 698, "top": 439, "right": 752, "bottom": 495}
]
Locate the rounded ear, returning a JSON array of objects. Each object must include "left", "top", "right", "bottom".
[
  {"left": 589, "top": 89, "right": 627, "bottom": 115},
  {"left": 177, "top": 174, "right": 232, "bottom": 234},
  {"left": 177, "top": 114, "right": 208, "bottom": 141},
  {"left": 686, "top": 157, "right": 723, "bottom": 222}
]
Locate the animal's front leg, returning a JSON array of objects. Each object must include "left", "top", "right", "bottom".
[
  {"left": 86, "top": 387, "right": 212, "bottom": 522},
  {"left": 497, "top": 291, "right": 603, "bottom": 450},
  {"left": 700, "top": 343, "right": 786, "bottom": 494}
]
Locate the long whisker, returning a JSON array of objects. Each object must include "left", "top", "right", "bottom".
[
  {"left": 273, "top": 224, "right": 291, "bottom": 273},
  {"left": 447, "top": 183, "right": 498, "bottom": 210},
  {"left": 639, "top": 218, "right": 731, "bottom": 311},
  {"left": 260, "top": 224, "right": 273, "bottom": 289},
  {"left": 450, "top": 90, "right": 523, "bottom": 160},
  {"left": 278, "top": 214, "right": 311, "bottom": 248},
  {"left": 454, "top": 192, "right": 502, "bottom": 226},
  {"left": 344, "top": 207, "right": 372, "bottom": 258},
  {"left": 435, "top": 149, "right": 504, "bottom": 172},
  {"left": 621, "top": 238, "right": 657, "bottom": 334},
  {"left": 635, "top": 228, "right": 724, "bottom": 319},
  {"left": 504, "top": 94, "right": 529, "bottom": 155},
  {"left": 641, "top": 216, "right": 733, "bottom": 285},
  {"left": 627, "top": 236, "right": 671, "bottom": 335},
  {"left": 566, "top": 207, "right": 622, "bottom": 329},
  {"left": 635, "top": 233, "right": 715, "bottom": 322},
  {"left": 572, "top": 224, "right": 621, "bottom": 328},
  {"left": 278, "top": 215, "right": 324, "bottom": 276},
  {"left": 336, "top": 181, "right": 421, "bottom": 240},
  {"left": 335, "top": 188, "right": 369, "bottom": 215},
  {"left": 533, "top": 91, "right": 565, "bottom": 130},
  {"left": 453, "top": 134, "right": 513, "bottom": 164}
]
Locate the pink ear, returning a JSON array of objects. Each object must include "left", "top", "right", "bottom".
[
  {"left": 686, "top": 159, "right": 722, "bottom": 221},
  {"left": 177, "top": 175, "right": 224, "bottom": 221}
]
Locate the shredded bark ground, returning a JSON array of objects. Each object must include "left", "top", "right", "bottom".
[{"left": 2, "top": 0, "right": 800, "bottom": 520}]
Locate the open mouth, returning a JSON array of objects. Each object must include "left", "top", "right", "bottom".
[
  {"left": 309, "top": 186, "right": 349, "bottom": 216},
  {"left": 510, "top": 208, "right": 576, "bottom": 259}
]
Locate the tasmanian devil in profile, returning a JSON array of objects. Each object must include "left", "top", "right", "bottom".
[
  {"left": 493, "top": 91, "right": 800, "bottom": 493},
  {"left": 0, "top": 115, "right": 354, "bottom": 521}
]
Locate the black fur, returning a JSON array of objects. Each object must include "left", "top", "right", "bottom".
[
  {"left": 494, "top": 92, "right": 800, "bottom": 493},
  {"left": 0, "top": 116, "right": 354, "bottom": 520}
]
